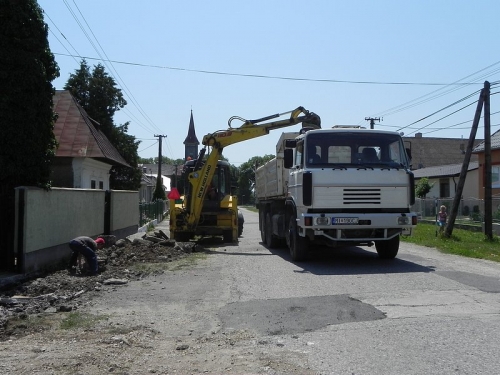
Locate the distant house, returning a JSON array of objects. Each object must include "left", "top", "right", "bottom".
[
  {"left": 403, "top": 133, "right": 482, "bottom": 170},
  {"left": 413, "top": 162, "right": 479, "bottom": 199},
  {"left": 51, "top": 90, "right": 130, "bottom": 189},
  {"left": 139, "top": 172, "right": 155, "bottom": 202},
  {"left": 139, "top": 163, "right": 179, "bottom": 202},
  {"left": 472, "top": 129, "right": 500, "bottom": 199}
]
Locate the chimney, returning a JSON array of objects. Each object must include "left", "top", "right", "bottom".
[{"left": 415, "top": 133, "right": 422, "bottom": 138}]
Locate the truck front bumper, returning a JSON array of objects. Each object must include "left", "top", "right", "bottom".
[{"left": 298, "top": 212, "right": 417, "bottom": 241}]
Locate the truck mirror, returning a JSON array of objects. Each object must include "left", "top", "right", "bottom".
[
  {"left": 285, "top": 139, "right": 297, "bottom": 148},
  {"left": 284, "top": 149, "right": 293, "bottom": 168}
]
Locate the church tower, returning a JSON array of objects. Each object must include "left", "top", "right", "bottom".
[{"left": 183, "top": 110, "right": 199, "bottom": 161}]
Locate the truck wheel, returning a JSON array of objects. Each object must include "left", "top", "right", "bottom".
[
  {"left": 259, "top": 210, "right": 266, "bottom": 243},
  {"left": 375, "top": 236, "right": 400, "bottom": 259},
  {"left": 288, "top": 215, "right": 309, "bottom": 261},
  {"left": 265, "top": 213, "right": 280, "bottom": 248}
]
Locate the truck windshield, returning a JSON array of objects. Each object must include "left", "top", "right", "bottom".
[{"left": 306, "top": 132, "right": 409, "bottom": 168}]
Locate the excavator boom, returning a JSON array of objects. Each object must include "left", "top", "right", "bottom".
[
  {"left": 171, "top": 106, "right": 321, "bottom": 240},
  {"left": 202, "top": 106, "right": 320, "bottom": 149}
]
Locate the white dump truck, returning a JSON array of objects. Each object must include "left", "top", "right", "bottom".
[{"left": 255, "top": 126, "right": 418, "bottom": 261}]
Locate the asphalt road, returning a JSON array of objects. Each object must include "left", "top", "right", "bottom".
[{"left": 89, "top": 207, "right": 500, "bottom": 374}]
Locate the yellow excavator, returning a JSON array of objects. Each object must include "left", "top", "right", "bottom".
[{"left": 169, "top": 106, "right": 321, "bottom": 242}]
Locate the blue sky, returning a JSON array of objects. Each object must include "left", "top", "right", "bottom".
[{"left": 38, "top": 0, "right": 500, "bottom": 166}]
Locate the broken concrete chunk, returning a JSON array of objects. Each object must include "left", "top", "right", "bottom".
[
  {"left": 115, "top": 239, "right": 127, "bottom": 248},
  {"left": 159, "top": 230, "right": 169, "bottom": 240},
  {"left": 132, "top": 238, "right": 153, "bottom": 246},
  {"left": 144, "top": 236, "right": 164, "bottom": 243},
  {"left": 160, "top": 239, "right": 176, "bottom": 247}
]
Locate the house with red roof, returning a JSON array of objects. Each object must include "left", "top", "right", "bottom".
[{"left": 51, "top": 90, "right": 130, "bottom": 189}]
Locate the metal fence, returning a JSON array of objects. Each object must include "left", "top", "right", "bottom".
[
  {"left": 139, "top": 200, "right": 168, "bottom": 227},
  {"left": 412, "top": 198, "right": 500, "bottom": 224}
]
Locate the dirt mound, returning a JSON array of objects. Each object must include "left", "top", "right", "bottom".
[{"left": 0, "top": 234, "right": 204, "bottom": 341}]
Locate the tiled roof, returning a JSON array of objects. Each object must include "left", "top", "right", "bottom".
[
  {"left": 472, "top": 129, "right": 500, "bottom": 152},
  {"left": 412, "top": 161, "right": 478, "bottom": 179},
  {"left": 53, "top": 90, "right": 129, "bottom": 167}
]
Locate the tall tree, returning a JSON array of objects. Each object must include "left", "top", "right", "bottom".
[
  {"left": 237, "top": 155, "right": 275, "bottom": 205},
  {"left": 0, "top": 0, "right": 59, "bottom": 270},
  {"left": 65, "top": 60, "right": 141, "bottom": 190},
  {"left": 87, "top": 63, "right": 126, "bottom": 135},
  {"left": 64, "top": 59, "right": 91, "bottom": 108}
]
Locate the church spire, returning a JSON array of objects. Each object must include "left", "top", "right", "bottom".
[{"left": 183, "top": 110, "right": 199, "bottom": 160}]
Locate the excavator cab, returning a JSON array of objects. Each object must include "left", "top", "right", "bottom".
[
  {"left": 176, "top": 159, "right": 240, "bottom": 242},
  {"left": 182, "top": 159, "right": 232, "bottom": 211}
]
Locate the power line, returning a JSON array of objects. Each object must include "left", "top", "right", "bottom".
[
  {"left": 52, "top": 1, "right": 163, "bottom": 136},
  {"left": 397, "top": 90, "right": 481, "bottom": 132},
  {"left": 404, "top": 100, "right": 478, "bottom": 137},
  {"left": 369, "top": 60, "right": 500, "bottom": 119},
  {"left": 52, "top": 52, "right": 488, "bottom": 86},
  {"left": 69, "top": 0, "right": 161, "bottom": 134},
  {"left": 43, "top": 10, "right": 81, "bottom": 63},
  {"left": 138, "top": 141, "right": 158, "bottom": 153}
]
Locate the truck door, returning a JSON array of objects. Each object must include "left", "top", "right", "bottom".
[{"left": 288, "top": 140, "right": 305, "bottom": 205}]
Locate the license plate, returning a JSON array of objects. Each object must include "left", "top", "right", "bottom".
[{"left": 332, "top": 217, "right": 359, "bottom": 225}]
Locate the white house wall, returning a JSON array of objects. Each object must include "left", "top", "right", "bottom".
[
  {"left": 72, "top": 158, "right": 111, "bottom": 190},
  {"left": 424, "top": 170, "right": 479, "bottom": 199}
]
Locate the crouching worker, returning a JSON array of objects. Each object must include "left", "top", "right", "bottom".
[{"left": 68, "top": 236, "right": 105, "bottom": 275}]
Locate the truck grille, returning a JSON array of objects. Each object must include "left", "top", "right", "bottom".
[{"left": 343, "top": 188, "right": 381, "bottom": 205}]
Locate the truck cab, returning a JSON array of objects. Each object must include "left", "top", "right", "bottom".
[{"left": 257, "top": 126, "right": 417, "bottom": 261}]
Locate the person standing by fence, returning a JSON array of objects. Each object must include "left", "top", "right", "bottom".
[{"left": 437, "top": 205, "right": 447, "bottom": 230}]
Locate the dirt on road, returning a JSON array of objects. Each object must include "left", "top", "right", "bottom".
[
  {"left": 0, "top": 234, "right": 314, "bottom": 375},
  {"left": 0, "top": 235, "right": 199, "bottom": 341}
]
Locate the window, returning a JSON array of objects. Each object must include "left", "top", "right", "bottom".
[
  {"left": 304, "top": 132, "right": 409, "bottom": 168},
  {"left": 295, "top": 141, "right": 304, "bottom": 166},
  {"left": 91, "top": 180, "right": 96, "bottom": 189},
  {"left": 328, "top": 146, "right": 351, "bottom": 163},
  {"left": 99, "top": 181, "right": 104, "bottom": 190},
  {"left": 491, "top": 166, "right": 500, "bottom": 188},
  {"left": 440, "top": 179, "right": 450, "bottom": 197}
]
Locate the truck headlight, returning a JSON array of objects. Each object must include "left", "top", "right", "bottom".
[
  {"left": 316, "top": 217, "right": 330, "bottom": 225},
  {"left": 398, "top": 216, "right": 410, "bottom": 225}
]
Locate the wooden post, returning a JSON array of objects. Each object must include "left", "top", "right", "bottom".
[
  {"left": 444, "top": 87, "right": 485, "bottom": 238},
  {"left": 483, "top": 81, "right": 492, "bottom": 239}
]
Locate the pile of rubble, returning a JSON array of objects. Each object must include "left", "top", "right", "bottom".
[{"left": 0, "top": 231, "right": 204, "bottom": 341}]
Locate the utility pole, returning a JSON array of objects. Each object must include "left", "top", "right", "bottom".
[
  {"left": 484, "top": 81, "right": 492, "bottom": 239},
  {"left": 364, "top": 117, "right": 381, "bottom": 129},
  {"left": 444, "top": 86, "right": 485, "bottom": 238},
  {"left": 154, "top": 134, "right": 167, "bottom": 179},
  {"left": 154, "top": 134, "right": 167, "bottom": 200}
]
